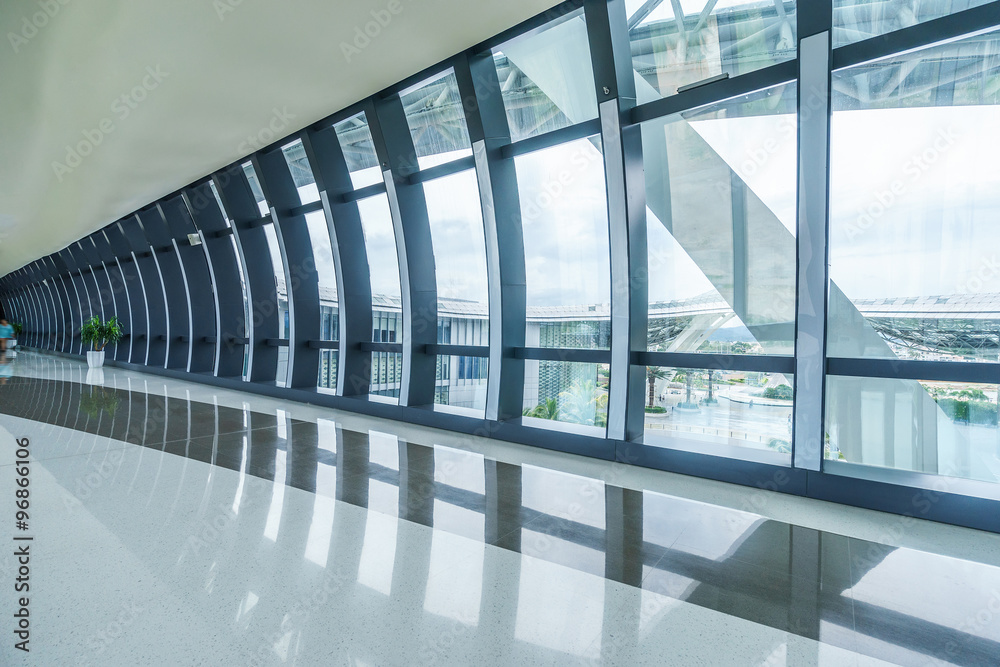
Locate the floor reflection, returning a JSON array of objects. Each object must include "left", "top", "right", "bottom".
[{"left": 2, "top": 374, "right": 1000, "bottom": 665}]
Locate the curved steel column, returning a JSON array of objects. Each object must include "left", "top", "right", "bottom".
[
  {"left": 121, "top": 215, "right": 168, "bottom": 366},
  {"left": 301, "top": 124, "right": 373, "bottom": 397},
  {"left": 252, "top": 148, "right": 320, "bottom": 389},
  {"left": 183, "top": 181, "right": 248, "bottom": 378},
  {"left": 137, "top": 206, "right": 189, "bottom": 369},
  {"left": 213, "top": 164, "right": 280, "bottom": 384},
  {"left": 160, "top": 194, "right": 218, "bottom": 373}
]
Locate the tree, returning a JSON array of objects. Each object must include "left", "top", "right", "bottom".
[
  {"left": 558, "top": 379, "right": 608, "bottom": 427},
  {"left": 646, "top": 366, "right": 669, "bottom": 408},
  {"left": 523, "top": 398, "right": 559, "bottom": 421}
]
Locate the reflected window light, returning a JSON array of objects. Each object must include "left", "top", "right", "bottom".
[
  {"left": 263, "top": 449, "right": 287, "bottom": 541},
  {"left": 276, "top": 409, "right": 289, "bottom": 440},
  {"left": 521, "top": 465, "right": 605, "bottom": 529},
  {"left": 432, "top": 498, "right": 485, "bottom": 542},
  {"left": 368, "top": 478, "right": 399, "bottom": 517},
  {"left": 433, "top": 445, "right": 485, "bottom": 494},
  {"left": 514, "top": 557, "right": 604, "bottom": 658},
  {"left": 231, "top": 434, "right": 249, "bottom": 515},
  {"left": 304, "top": 495, "right": 336, "bottom": 568},
  {"left": 317, "top": 419, "right": 338, "bottom": 452},
  {"left": 847, "top": 549, "right": 1000, "bottom": 643},
  {"left": 237, "top": 591, "right": 259, "bottom": 624},
  {"left": 369, "top": 431, "right": 400, "bottom": 470},
  {"left": 424, "top": 531, "right": 483, "bottom": 625},
  {"left": 357, "top": 513, "right": 398, "bottom": 595}
]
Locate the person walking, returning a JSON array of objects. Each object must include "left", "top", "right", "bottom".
[{"left": 0, "top": 319, "right": 13, "bottom": 352}]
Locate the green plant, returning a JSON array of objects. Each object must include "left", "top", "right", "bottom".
[
  {"left": 523, "top": 398, "right": 559, "bottom": 421},
  {"left": 762, "top": 384, "right": 793, "bottom": 400},
  {"left": 11, "top": 322, "right": 23, "bottom": 337},
  {"left": 79, "top": 386, "right": 120, "bottom": 420},
  {"left": 80, "top": 316, "right": 123, "bottom": 351},
  {"left": 644, "top": 405, "right": 666, "bottom": 413},
  {"left": 558, "top": 379, "right": 608, "bottom": 427},
  {"left": 646, "top": 366, "right": 669, "bottom": 408}
]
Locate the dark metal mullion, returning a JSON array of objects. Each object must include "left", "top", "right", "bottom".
[
  {"left": 91, "top": 230, "right": 132, "bottom": 361},
  {"left": 42, "top": 256, "right": 71, "bottom": 353},
  {"left": 251, "top": 149, "right": 321, "bottom": 389},
  {"left": 136, "top": 206, "right": 189, "bottom": 369},
  {"left": 793, "top": 1, "right": 833, "bottom": 472},
  {"left": 501, "top": 117, "right": 603, "bottom": 159},
  {"left": 828, "top": 357, "right": 1000, "bottom": 384},
  {"left": 630, "top": 60, "right": 797, "bottom": 125},
  {"left": 122, "top": 215, "right": 167, "bottom": 365},
  {"left": 182, "top": 182, "right": 247, "bottom": 379},
  {"left": 57, "top": 250, "right": 85, "bottom": 355},
  {"left": 637, "top": 351, "right": 795, "bottom": 374},
  {"left": 586, "top": 0, "right": 648, "bottom": 442},
  {"left": 24, "top": 264, "right": 47, "bottom": 348},
  {"left": 111, "top": 221, "right": 155, "bottom": 364},
  {"left": 454, "top": 50, "right": 527, "bottom": 422},
  {"left": 105, "top": 226, "right": 145, "bottom": 363},
  {"left": 406, "top": 155, "right": 477, "bottom": 184},
  {"left": 160, "top": 195, "right": 217, "bottom": 374},
  {"left": 300, "top": 125, "right": 374, "bottom": 397},
  {"left": 66, "top": 245, "right": 97, "bottom": 352},
  {"left": 517, "top": 347, "right": 611, "bottom": 364},
  {"left": 370, "top": 95, "right": 438, "bottom": 407},
  {"left": 831, "top": 2, "right": 1000, "bottom": 71},
  {"left": 425, "top": 343, "right": 490, "bottom": 358},
  {"left": 212, "top": 164, "right": 280, "bottom": 384}
]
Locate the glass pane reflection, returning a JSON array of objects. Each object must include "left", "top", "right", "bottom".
[
  {"left": 628, "top": 0, "right": 797, "bottom": 101},
  {"left": 492, "top": 9, "right": 599, "bottom": 143},
  {"left": 643, "top": 366, "right": 793, "bottom": 459},
  {"left": 643, "top": 84, "right": 797, "bottom": 356}
]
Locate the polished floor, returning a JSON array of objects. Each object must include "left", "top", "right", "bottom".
[{"left": 1, "top": 352, "right": 999, "bottom": 665}]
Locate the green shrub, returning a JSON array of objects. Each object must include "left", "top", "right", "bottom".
[
  {"left": 644, "top": 405, "right": 666, "bottom": 413},
  {"left": 80, "top": 316, "right": 124, "bottom": 351},
  {"left": 762, "top": 384, "right": 793, "bottom": 400}
]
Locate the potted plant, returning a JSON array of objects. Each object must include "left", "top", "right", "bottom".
[
  {"left": 10, "top": 322, "right": 22, "bottom": 349},
  {"left": 80, "top": 316, "right": 123, "bottom": 368}
]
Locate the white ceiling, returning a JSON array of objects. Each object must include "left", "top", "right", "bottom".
[{"left": 0, "top": 0, "right": 556, "bottom": 277}]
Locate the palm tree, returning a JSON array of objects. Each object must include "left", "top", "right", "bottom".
[
  {"left": 558, "top": 379, "right": 608, "bottom": 427},
  {"left": 646, "top": 366, "right": 669, "bottom": 408},
  {"left": 523, "top": 397, "right": 559, "bottom": 421}
]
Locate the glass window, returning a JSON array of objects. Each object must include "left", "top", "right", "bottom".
[
  {"left": 280, "top": 139, "right": 320, "bottom": 204},
  {"left": 209, "top": 179, "right": 252, "bottom": 379},
  {"left": 334, "top": 112, "right": 383, "bottom": 190},
  {"left": 358, "top": 194, "right": 402, "bottom": 400},
  {"left": 826, "top": 376, "right": 1000, "bottom": 484},
  {"left": 424, "top": 170, "right": 489, "bottom": 340},
  {"left": 517, "top": 136, "right": 611, "bottom": 349},
  {"left": 522, "top": 361, "right": 610, "bottom": 432},
  {"left": 643, "top": 366, "right": 793, "bottom": 460},
  {"left": 492, "top": 9, "right": 599, "bottom": 143},
  {"left": 261, "top": 224, "right": 289, "bottom": 383},
  {"left": 833, "top": 0, "right": 995, "bottom": 47},
  {"left": 643, "top": 83, "right": 797, "bottom": 356},
  {"left": 399, "top": 70, "right": 472, "bottom": 170},
  {"left": 306, "top": 211, "right": 339, "bottom": 389},
  {"left": 628, "top": 0, "right": 797, "bottom": 101},
  {"left": 242, "top": 162, "right": 269, "bottom": 217},
  {"left": 436, "top": 355, "right": 488, "bottom": 411},
  {"left": 828, "top": 31, "right": 1000, "bottom": 362}
]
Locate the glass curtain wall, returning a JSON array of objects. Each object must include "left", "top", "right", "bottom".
[
  {"left": 281, "top": 139, "right": 340, "bottom": 390},
  {"left": 9, "top": 0, "right": 1000, "bottom": 515}
]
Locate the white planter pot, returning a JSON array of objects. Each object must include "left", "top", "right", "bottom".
[
  {"left": 86, "top": 368, "right": 105, "bottom": 386},
  {"left": 87, "top": 350, "right": 105, "bottom": 368},
  {"left": 9, "top": 339, "right": 16, "bottom": 349}
]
